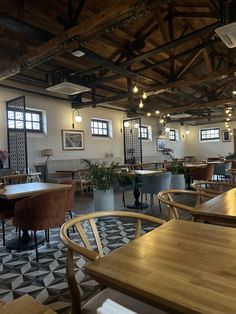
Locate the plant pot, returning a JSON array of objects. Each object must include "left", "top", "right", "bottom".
[
  {"left": 171, "top": 174, "right": 186, "bottom": 190},
  {"left": 94, "top": 188, "right": 114, "bottom": 211}
]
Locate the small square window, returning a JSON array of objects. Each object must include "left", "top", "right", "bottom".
[{"left": 91, "top": 119, "right": 110, "bottom": 137}]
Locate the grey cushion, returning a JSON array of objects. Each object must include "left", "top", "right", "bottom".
[{"left": 82, "top": 287, "right": 168, "bottom": 314}]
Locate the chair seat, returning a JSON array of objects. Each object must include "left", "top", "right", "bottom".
[{"left": 82, "top": 287, "right": 167, "bottom": 314}]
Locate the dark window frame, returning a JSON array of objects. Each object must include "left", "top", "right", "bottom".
[
  {"left": 200, "top": 128, "right": 220, "bottom": 141},
  {"left": 91, "top": 118, "right": 109, "bottom": 137},
  {"left": 7, "top": 108, "right": 43, "bottom": 133},
  {"left": 139, "top": 126, "right": 149, "bottom": 140},
  {"left": 169, "top": 129, "right": 176, "bottom": 141}
]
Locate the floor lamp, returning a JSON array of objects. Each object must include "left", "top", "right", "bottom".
[{"left": 42, "top": 149, "right": 53, "bottom": 181}]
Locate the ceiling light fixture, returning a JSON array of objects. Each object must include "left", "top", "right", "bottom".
[
  {"left": 142, "top": 92, "right": 147, "bottom": 99},
  {"left": 147, "top": 112, "right": 151, "bottom": 116},
  {"left": 160, "top": 118, "right": 164, "bottom": 124},
  {"left": 124, "top": 121, "right": 130, "bottom": 128},
  {"left": 155, "top": 110, "right": 160, "bottom": 115},
  {"left": 71, "top": 50, "right": 85, "bottom": 57},
  {"left": 233, "top": 90, "right": 236, "bottom": 94}
]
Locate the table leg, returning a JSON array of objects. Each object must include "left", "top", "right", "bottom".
[{"left": 127, "top": 177, "right": 148, "bottom": 209}]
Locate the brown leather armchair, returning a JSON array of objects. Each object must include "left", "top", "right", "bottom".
[
  {"left": 189, "top": 164, "right": 214, "bottom": 181},
  {"left": 13, "top": 190, "right": 67, "bottom": 261}
]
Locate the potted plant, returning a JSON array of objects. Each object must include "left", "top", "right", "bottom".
[
  {"left": 170, "top": 159, "right": 186, "bottom": 190},
  {"left": 225, "top": 152, "right": 236, "bottom": 160},
  {"left": 81, "top": 158, "right": 121, "bottom": 211},
  {"left": 0, "top": 150, "right": 9, "bottom": 169}
]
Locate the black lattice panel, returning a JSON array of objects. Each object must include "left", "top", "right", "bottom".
[
  {"left": 123, "top": 117, "right": 142, "bottom": 164},
  {"left": 7, "top": 96, "right": 28, "bottom": 172}
]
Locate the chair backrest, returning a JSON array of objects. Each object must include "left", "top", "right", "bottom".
[
  {"left": 214, "top": 162, "right": 232, "bottom": 175},
  {"left": 60, "top": 180, "right": 76, "bottom": 212},
  {"left": 158, "top": 189, "right": 214, "bottom": 220},
  {"left": 60, "top": 211, "right": 165, "bottom": 314},
  {"left": 192, "top": 180, "right": 236, "bottom": 195},
  {"left": 140, "top": 172, "right": 172, "bottom": 194},
  {"left": 13, "top": 190, "right": 67, "bottom": 230},
  {"left": 0, "top": 173, "right": 28, "bottom": 185},
  {"left": 189, "top": 164, "right": 214, "bottom": 181}
]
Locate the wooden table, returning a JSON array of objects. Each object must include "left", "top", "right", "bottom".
[
  {"left": 193, "top": 187, "right": 236, "bottom": 225},
  {"left": 126, "top": 170, "right": 163, "bottom": 209},
  {"left": 0, "top": 182, "right": 71, "bottom": 199},
  {"left": 0, "top": 182, "right": 71, "bottom": 249},
  {"left": 86, "top": 220, "right": 236, "bottom": 314},
  {"left": 56, "top": 169, "right": 81, "bottom": 179}
]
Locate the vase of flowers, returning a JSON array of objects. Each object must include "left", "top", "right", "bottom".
[{"left": 0, "top": 150, "right": 9, "bottom": 168}]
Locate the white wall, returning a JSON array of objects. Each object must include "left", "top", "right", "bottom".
[
  {"left": 183, "top": 122, "right": 235, "bottom": 160},
  {"left": 1, "top": 86, "right": 173, "bottom": 169}
]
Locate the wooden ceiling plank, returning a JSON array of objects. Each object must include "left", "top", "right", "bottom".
[{"left": 202, "top": 48, "right": 213, "bottom": 73}]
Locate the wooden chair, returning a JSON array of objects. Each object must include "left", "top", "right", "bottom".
[
  {"left": 0, "top": 173, "right": 28, "bottom": 185},
  {"left": 77, "top": 170, "right": 92, "bottom": 195},
  {"left": 13, "top": 190, "right": 67, "bottom": 261},
  {"left": 158, "top": 189, "right": 214, "bottom": 220},
  {"left": 192, "top": 180, "right": 236, "bottom": 195},
  {"left": 0, "top": 174, "right": 28, "bottom": 246},
  {"left": 60, "top": 211, "right": 166, "bottom": 314}
]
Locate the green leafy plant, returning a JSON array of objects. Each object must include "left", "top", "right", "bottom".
[
  {"left": 170, "top": 159, "right": 185, "bottom": 174},
  {"left": 225, "top": 152, "right": 236, "bottom": 160},
  {"left": 81, "top": 158, "right": 122, "bottom": 190}
]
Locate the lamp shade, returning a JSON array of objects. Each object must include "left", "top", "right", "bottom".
[{"left": 42, "top": 149, "right": 53, "bottom": 157}]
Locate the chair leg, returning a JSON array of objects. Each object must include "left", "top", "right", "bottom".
[
  {"left": 122, "top": 191, "right": 125, "bottom": 207},
  {"left": 158, "top": 199, "right": 162, "bottom": 212},
  {"left": 34, "top": 231, "right": 39, "bottom": 262},
  {"left": 2, "top": 219, "right": 5, "bottom": 246},
  {"left": 45, "top": 229, "right": 49, "bottom": 242},
  {"left": 68, "top": 211, "right": 75, "bottom": 233}
]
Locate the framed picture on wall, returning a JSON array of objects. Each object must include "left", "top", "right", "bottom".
[
  {"left": 222, "top": 130, "right": 231, "bottom": 142},
  {"left": 62, "top": 129, "right": 84, "bottom": 150},
  {"left": 157, "top": 138, "right": 165, "bottom": 151}
]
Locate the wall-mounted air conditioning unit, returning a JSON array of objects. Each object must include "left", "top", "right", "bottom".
[{"left": 215, "top": 21, "right": 236, "bottom": 48}]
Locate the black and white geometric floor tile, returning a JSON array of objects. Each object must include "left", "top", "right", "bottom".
[{"left": 0, "top": 217, "right": 158, "bottom": 313}]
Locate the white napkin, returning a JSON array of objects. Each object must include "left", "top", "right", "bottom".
[{"left": 97, "top": 298, "right": 138, "bottom": 314}]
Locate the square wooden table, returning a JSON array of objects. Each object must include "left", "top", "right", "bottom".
[
  {"left": 86, "top": 220, "right": 236, "bottom": 313},
  {"left": 193, "top": 187, "right": 236, "bottom": 225}
]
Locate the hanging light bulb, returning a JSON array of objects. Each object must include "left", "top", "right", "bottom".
[
  {"left": 167, "top": 113, "right": 170, "bottom": 117},
  {"left": 147, "top": 112, "right": 151, "bottom": 116},
  {"left": 225, "top": 109, "right": 230, "bottom": 114},
  {"left": 227, "top": 117, "right": 230, "bottom": 121},
  {"left": 233, "top": 90, "right": 236, "bottom": 95},
  {"left": 165, "top": 127, "right": 170, "bottom": 132},
  {"left": 155, "top": 110, "right": 160, "bottom": 115},
  {"left": 229, "top": 113, "right": 232, "bottom": 117},
  {"left": 186, "top": 130, "right": 190, "bottom": 135},
  {"left": 124, "top": 121, "right": 130, "bottom": 128},
  {"left": 75, "top": 114, "right": 82, "bottom": 122},
  {"left": 72, "top": 109, "right": 82, "bottom": 128},
  {"left": 142, "top": 91, "right": 147, "bottom": 99},
  {"left": 139, "top": 100, "right": 144, "bottom": 108},
  {"left": 133, "top": 85, "right": 138, "bottom": 93},
  {"left": 134, "top": 123, "right": 139, "bottom": 128},
  {"left": 160, "top": 118, "right": 165, "bottom": 124},
  {"left": 230, "top": 132, "right": 233, "bottom": 136}
]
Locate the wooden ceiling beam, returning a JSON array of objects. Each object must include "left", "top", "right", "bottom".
[
  {"left": 0, "top": 0, "right": 147, "bottom": 80},
  {"left": 163, "top": 98, "right": 236, "bottom": 115},
  {"left": 121, "top": 22, "right": 221, "bottom": 66}
]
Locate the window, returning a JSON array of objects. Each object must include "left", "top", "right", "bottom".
[
  {"left": 200, "top": 128, "right": 220, "bottom": 141},
  {"left": 169, "top": 129, "right": 176, "bottom": 141},
  {"left": 138, "top": 125, "right": 152, "bottom": 140},
  {"left": 139, "top": 126, "right": 148, "bottom": 139},
  {"left": 7, "top": 109, "right": 43, "bottom": 133},
  {"left": 91, "top": 119, "right": 109, "bottom": 137}
]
